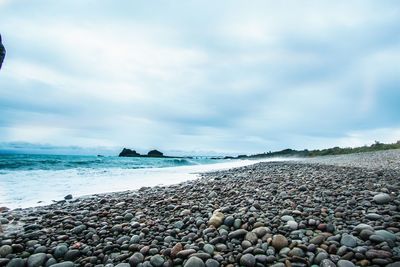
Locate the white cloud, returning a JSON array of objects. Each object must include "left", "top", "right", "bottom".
[{"left": 0, "top": 1, "right": 399, "bottom": 154}]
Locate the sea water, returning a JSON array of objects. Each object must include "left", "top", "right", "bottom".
[{"left": 0, "top": 154, "right": 264, "bottom": 209}]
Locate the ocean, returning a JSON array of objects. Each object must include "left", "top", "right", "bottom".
[{"left": 0, "top": 154, "right": 260, "bottom": 209}]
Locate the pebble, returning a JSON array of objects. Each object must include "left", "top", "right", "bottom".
[
  {"left": 208, "top": 211, "right": 224, "bottom": 228},
  {"left": 0, "top": 245, "right": 12, "bottom": 257},
  {"left": 340, "top": 234, "right": 357, "bottom": 248},
  {"left": 27, "top": 253, "right": 47, "bottom": 267},
  {"left": 337, "top": 260, "right": 355, "bottom": 267},
  {"left": 205, "top": 258, "right": 219, "bottom": 267},
  {"left": 373, "top": 193, "right": 391, "bottom": 204},
  {"left": 271, "top": 234, "right": 288, "bottom": 251},
  {"left": 184, "top": 256, "right": 205, "bottom": 267},
  {"left": 49, "top": 262, "right": 75, "bottom": 267},
  {"left": 240, "top": 253, "right": 256, "bottom": 267},
  {"left": 150, "top": 255, "right": 165, "bottom": 267},
  {"left": 5, "top": 258, "right": 25, "bottom": 267}
]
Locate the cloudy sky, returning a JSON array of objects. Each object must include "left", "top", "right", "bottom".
[{"left": 0, "top": 1, "right": 399, "bottom": 155}]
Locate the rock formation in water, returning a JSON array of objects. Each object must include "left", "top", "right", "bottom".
[
  {"left": 147, "top": 150, "right": 164, "bottom": 157},
  {"left": 118, "top": 148, "right": 141, "bottom": 157},
  {"left": 0, "top": 34, "right": 6, "bottom": 70}
]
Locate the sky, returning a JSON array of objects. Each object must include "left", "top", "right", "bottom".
[{"left": 0, "top": 0, "right": 399, "bottom": 155}]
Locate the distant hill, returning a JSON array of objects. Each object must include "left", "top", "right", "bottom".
[{"left": 224, "top": 140, "right": 400, "bottom": 159}]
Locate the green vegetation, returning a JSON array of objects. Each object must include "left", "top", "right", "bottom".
[{"left": 224, "top": 140, "right": 400, "bottom": 159}]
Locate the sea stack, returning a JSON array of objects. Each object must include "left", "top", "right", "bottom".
[
  {"left": 147, "top": 150, "right": 164, "bottom": 157},
  {"left": 118, "top": 148, "right": 141, "bottom": 157}
]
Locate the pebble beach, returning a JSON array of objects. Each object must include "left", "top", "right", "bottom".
[{"left": 0, "top": 150, "right": 399, "bottom": 267}]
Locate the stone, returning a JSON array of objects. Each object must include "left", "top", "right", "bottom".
[
  {"left": 373, "top": 193, "right": 391, "bottom": 204},
  {"left": 365, "top": 213, "right": 382, "bottom": 220},
  {"left": 130, "top": 234, "right": 141, "bottom": 244},
  {"left": 281, "top": 215, "right": 295, "bottom": 222},
  {"left": 50, "top": 262, "right": 75, "bottom": 267},
  {"left": 252, "top": 226, "right": 269, "bottom": 237},
  {"left": 171, "top": 243, "right": 183, "bottom": 258},
  {"left": 115, "top": 264, "right": 130, "bottom": 267},
  {"left": 6, "top": 258, "right": 25, "bottom": 267},
  {"left": 208, "top": 211, "right": 224, "bottom": 228},
  {"left": 314, "top": 252, "right": 328, "bottom": 265},
  {"left": 223, "top": 216, "right": 234, "bottom": 226},
  {"left": 124, "top": 213, "right": 134, "bottom": 221},
  {"left": 240, "top": 253, "right": 256, "bottom": 267},
  {"left": 320, "top": 259, "right": 336, "bottom": 267},
  {"left": 64, "top": 194, "right": 73, "bottom": 200},
  {"left": 337, "top": 260, "right": 355, "bottom": 267},
  {"left": 202, "top": 244, "right": 214, "bottom": 255},
  {"left": 177, "top": 249, "right": 196, "bottom": 258},
  {"left": 288, "top": 247, "right": 304, "bottom": 257},
  {"left": 150, "top": 255, "right": 164, "bottom": 267},
  {"left": 271, "top": 234, "right": 288, "bottom": 251},
  {"left": 0, "top": 245, "right": 12, "bottom": 257},
  {"left": 369, "top": 234, "right": 384, "bottom": 243},
  {"left": 365, "top": 249, "right": 392, "bottom": 259},
  {"left": 340, "top": 234, "right": 357, "bottom": 248},
  {"left": 375, "top": 230, "right": 396, "bottom": 241},
  {"left": 354, "top": 224, "right": 373, "bottom": 232},
  {"left": 359, "top": 229, "right": 374, "bottom": 240},
  {"left": 27, "top": 253, "right": 47, "bottom": 267},
  {"left": 287, "top": 220, "right": 298, "bottom": 230},
  {"left": 310, "top": 235, "right": 326, "bottom": 245},
  {"left": 184, "top": 256, "right": 205, "bottom": 267},
  {"left": 228, "top": 229, "right": 248, "bottom": 239},
  {"left": 205, "top": 259, "right": 219, "bottom": 267},
  {"left": 245, "top": 232, "right": 258, "bottom": 244},
  {"left": 129, "top": 252, "right": 144, "bottom": 266},
  {"left": 71, "top": 224, "right": 86, "bottom": 234},
  {"left": 64, "top": 249, "right": 81, "bottom": 261}
]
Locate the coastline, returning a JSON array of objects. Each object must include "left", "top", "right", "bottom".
[
  {"left": 0, "top": 157, "right": 298, "bottom": 210},
  {"left": 0, "top": 150, "right": 399, "bottom": 266}
]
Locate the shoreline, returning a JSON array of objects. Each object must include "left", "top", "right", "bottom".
[
  {"left": 0, "top": 157, "right": 299, "bottom": 211},
  {"left": 0, "top": 150, "right": 399, "bottom": 266}
]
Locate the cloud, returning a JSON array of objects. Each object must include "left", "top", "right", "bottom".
[{"left": 0, "top": 1, "right": 399, "bottom": 154}]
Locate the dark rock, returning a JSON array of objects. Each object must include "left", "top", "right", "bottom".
[
  {"left": 337, "top": 260, "right": 355, "bottom": 267},
  {"left": 48, "top": 262, "right": 74, "bottom": 267},
  {"left": 27, "top": 253, "right": 47, "bottom": 267},
  {"left": 373, "top": 193, "right": 391, "bottom": 204},
  {"left": 147, "top": 150, "right": 164, "bottom": 157},
  {"left": 184, "top": 256, "right": 205, "bottom": 267},
  {"left": 320, "top": 259, "right": 336, "bottom": 267},
  {"left": 119, "top": 148, "right": 141, "bottom": 157},
  {"left": 64, "top": 249, "right": 81, "bottom": 261},
  {"left": 0, "top": 245, "right": 12, "bottom": 257},
  {"left": 228, "top": 229, "right": 248, "bottom": 239},
  {"left": 54, "top": 245, "right": 68, "bottom": 258},
  {"left": 0, "top": 34, "right": 5, "bottom": 70},
  {"left": 205, "top": 259, "right": 219, "bottom": 267},
  {"left": 150, "top": 255, "right": 165, "bottom": 267},
  {"left": 64, "top": 194, "right": 73, "bottom": 200},
  {"left": 6, "top": 258, "right": 25, "bottom": 267},
  {"left": 240, "top": 254, "right": 256, "bottom": 267}
]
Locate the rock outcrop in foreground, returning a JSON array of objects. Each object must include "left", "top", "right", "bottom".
[{"left": 0, "top": 150, "right": 399, "bottom": 266}]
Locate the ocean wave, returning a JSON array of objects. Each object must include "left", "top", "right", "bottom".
[{"left": 0, "top": 154, "right": 219, "bottom": 171}]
